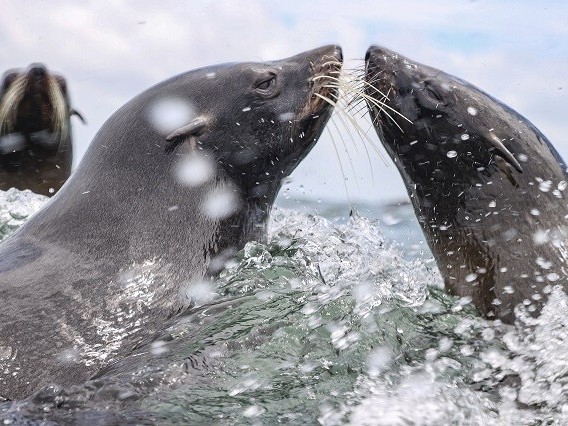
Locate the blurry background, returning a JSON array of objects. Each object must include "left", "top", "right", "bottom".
[{"left": 1, "top": 0, "right": 566, "bottom": 205}]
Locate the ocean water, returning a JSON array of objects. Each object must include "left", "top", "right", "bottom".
[{"left": 1, "top": 189, "right": 568, "bottom": 424}]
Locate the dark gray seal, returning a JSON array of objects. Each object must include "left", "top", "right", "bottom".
[
  {"left": 364, "top": 45, "right": 568, "bottom": 323},
  {"left": 0, "top": 45, "right": 342, "bottom": 399},
  {"left": 0, "top": 64, "right": 85, "bottom": 196}
]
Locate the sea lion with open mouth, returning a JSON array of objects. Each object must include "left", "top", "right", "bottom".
[
  {"left": 364, "top": 45, "right": 568, "bottom": 323},
  {"left": 0, "top": 64, "right": 85, "bottom": 195},
  {"left": 0, "top": 45, "right": 342, "bottom": 399}
]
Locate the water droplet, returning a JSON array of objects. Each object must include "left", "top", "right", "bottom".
[
  {"left": 533, "top": 230, "right": 549, "bottom": 245},
  {"left": 503, "top": 228, "right": 517, "bottom": 241},
  {"left": 278, "top": 112, "right": 294, "bottom": 122},
  {"left": 148, "top": 97, "right": 195, "bottom": 135},
  {"left": 447, "top": 150, "right": 457, "bottom": 158},
  {"left": 467, "top": 106, "right": 477, "bottom": 116},
  {"left": 536, "top": 257, "right": 553, "bottom": 269},
  {"left": 538, "top": 180, "right": 552, "bottom": 192},
  {"left": 243, "top": 405, "right": 265, "bottom": 418},
  {"left": 367, "top": 347, "right": 392, "bottom": 377},
  {"left": 183, "top": 280, "right": 216, "bottom": 304},
  {"left": 465, "top": 273, "right": 478, "bottom": 282},
  {"left": 242, "top": 106, "right": 251, "bottom": 112},
  {"left": 481, "top": 328, "right": 495, "bottom": 341},
  {"left": 461, "top": 134, "right": 470, "bottom": 141},
  {"left": 175, "top": 153, "right": 216, "bottom": 187},
  {"left": 202, "top": 185, "right": 240, "bottom": 219},
  {"left": 547, "top": 272, "right": 560, "bottom": 282},
  {"left": 57, "top": 348, "right": 79, "bottom": 364},
  {"left": 151, "top": 340, "right": 168, "bottom": 356}
]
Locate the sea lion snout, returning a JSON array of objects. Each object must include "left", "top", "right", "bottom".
[
  {"left": 365, "top": 45, "right": 396, "bottom": 68},
  {"left": 28, "top": 63, "right": 48, "bottom": 79}
]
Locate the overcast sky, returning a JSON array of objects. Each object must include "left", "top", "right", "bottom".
[{"left": 1, "top": 0, "right": 567, "bottom": 204}]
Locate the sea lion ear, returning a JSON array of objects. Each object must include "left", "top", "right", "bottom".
[
  {"left": 1, "top": 71, "right": 19, "bottom": 96},
  {"left": 71, "top": 109, "right": 87, "bottom": 124},
  {"left": 486, "top": 132, "right": 523, "bottom": 173},
  {"left": 165, "top": 116, "right": 209, "bottom": 153}
]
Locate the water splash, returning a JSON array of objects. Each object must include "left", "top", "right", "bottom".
[
  {"left": 1, "top": 194, "right": 568, "bottom": 424},
  {"left": 0, "top": 188, "right": 48, "bottom": 241}
]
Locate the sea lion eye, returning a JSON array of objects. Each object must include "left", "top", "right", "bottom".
[
  {"left": 425, "top": 85, "right": 443, "bottom": 102},
  {"left": 256, "top": 76, "right": 276, "bottom": 90}
]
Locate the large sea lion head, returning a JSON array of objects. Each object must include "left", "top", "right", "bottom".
[
  {"left": 62, "top": 46, "right": 342, "bottom": 251},
  {"left": 365, "top": 45, "right": 527, "bottom": 192},
  {"left": 150, "top": 45, "right": 342, "bottom": 202},
  {"left": 365, "top": 45, "right": 568, "bottom": 323},
  {"left": 0, "top": 63, "right": 84, "bottom": 152}
]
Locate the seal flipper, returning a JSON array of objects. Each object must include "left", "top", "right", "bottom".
[
  {"left": 165, "top": 116, "right": 209, "bottom": 153},
  {"left": 487, "top": 132, "right": 523, "bottom": 173}
]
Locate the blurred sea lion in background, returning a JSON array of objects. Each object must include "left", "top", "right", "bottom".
[{"left": 0, "top": 64, "right": 85, "bottom": 196}]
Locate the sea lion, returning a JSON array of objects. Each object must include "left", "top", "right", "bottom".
[
  {"left": 364, "top": 45, "right": 568, "bottom": 323},
  {"left": 0, "top": 64, "right": 85, "bottom": 196},
  {"left": 0, "top": 45, "right": 342, "bottom": 399}
]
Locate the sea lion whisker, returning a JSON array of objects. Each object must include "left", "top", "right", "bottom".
[
  {"left": 315, "top": 75, "right": 387, "bottom": 164},
  {"left": 359, "top": 92, "right": 409, "bottom": 130},
  {"left": 333, "top": 105, "right": 377, "bottom": 178},
  {"left": 359, "top": 76, "right": 391, "bottom": 96},
  {"left": 47, "top": 75, "right": 70, "bottom": 149},
  {"left": 349, "top": 100, "right": 371, "bottom": 117},
  {"left": 311, "top": 75, "right": 337, "bottom": 82},
  {"left": 329, "top": 116, "right": 360, "bottom": 187},
  {"left": 318, "top": 83, "right": 343, "bottom": 94},
  {"left": 0, "top": 75, "right": 27, "bottom": 133},
  {"left": 313, "top": 92, "right": 339, "bottom": 109},
  {"left": 319, "top": 75, "right": 404, "bottom": 121},
  {"left": 330, "top": 96, "right": 387, "bottom": 163},
  {"left": 320, "top": 60, "right": 343, "bottom": 68},
  {"left": 371, "top": 105, "right": 404, "bottom": 133},
  {"left": 327, "top": 126, "right": 353, "bottom": 203},
  {"left": 327, "top": 97, "right": 360, "bottom": 152}
]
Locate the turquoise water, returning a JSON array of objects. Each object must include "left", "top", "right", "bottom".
[{"left": 1, "top": 190, "right": 567, "bottom": 424}]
